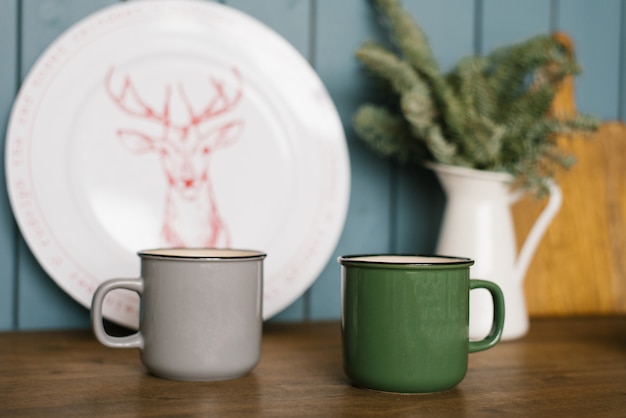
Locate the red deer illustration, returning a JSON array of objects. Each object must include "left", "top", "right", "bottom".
[{"left": 105, "top": 67, "right": 244, "bottom": 247}]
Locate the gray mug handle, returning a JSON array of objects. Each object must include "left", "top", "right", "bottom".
[{"left": 91, "top": 278, "right": 144, "bottom": 349}]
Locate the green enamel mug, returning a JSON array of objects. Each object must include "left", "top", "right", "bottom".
[{"left": 339, "top": 255, "right": 505, "bottom": 394}]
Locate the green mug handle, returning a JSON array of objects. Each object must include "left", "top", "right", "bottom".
[{"left": 468, "top": 279, "right": 505, "bottom": 353}]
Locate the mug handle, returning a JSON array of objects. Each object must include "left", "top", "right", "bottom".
[
  {"left": 468, "top": 279, "right": 505, "bottom": 353},
  {"left": 91, "top": 278, "right": 144, "bottom": 349}
]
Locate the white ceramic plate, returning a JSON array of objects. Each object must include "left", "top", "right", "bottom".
[{"left": 5, "top": 0, "right": 350, "bottom": 327}]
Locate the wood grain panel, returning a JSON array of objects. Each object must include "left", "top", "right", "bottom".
[
  {"left": 1, "top": 0, "right": 625, "bottom": 329},
  {"left": 513, "top": 33, "right": 626, "bottom": 315},
  {"left": 513, "top": 1, "right": 626, "bottom": 315},
  {"left": 16, "top": 243, "right": 91, "bottom": 330},
  {"left": 308, "top": 0, "right": 395, "bottom": 319},
  {"left": 0, "top": 0, "right": 19, "bottom": 331},
  {"left": 394, "top": 0, "right": 475, "bottom": 254},
  {"left": 225, "top": 0, "right": 312, "bottom": 322},
  {"left": 481, "top": 0, "right": 552, "bottom": 53},
  {"left": 225, "top": 0, "right": 310, "bottom": 57},
  {"left": 17, "top": 0, "right": 120, "bottom": 330},
  {"left": 514, "top": 118, "right": 626, "bottom": 314},
  {"left": 556, "top": 0, "right": 622, "bottom": 119}
]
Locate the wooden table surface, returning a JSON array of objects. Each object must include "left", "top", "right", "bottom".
[{"left": 1, "top": 317, "right": 625, "bottom": 417}]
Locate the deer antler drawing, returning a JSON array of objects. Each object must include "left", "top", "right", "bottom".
[{"left": 105, "top": 67, "right": 245, "bottom": 247}]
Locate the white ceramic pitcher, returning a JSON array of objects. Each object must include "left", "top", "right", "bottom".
[{"left": 428, "top": 163, "right": 562, "bottom": 340}]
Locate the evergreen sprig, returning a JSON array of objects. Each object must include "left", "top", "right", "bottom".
[{"left": 353, "top": 0, "right": 600, "bottom": 196}]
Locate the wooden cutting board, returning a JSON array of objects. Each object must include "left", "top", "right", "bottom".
[{"left": 512, "top": 34, "right": 626, "bottom": 316}]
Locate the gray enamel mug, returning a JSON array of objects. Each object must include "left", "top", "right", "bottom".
[{"left": 91, "top": 248, "right": 266, "bottom": 381}]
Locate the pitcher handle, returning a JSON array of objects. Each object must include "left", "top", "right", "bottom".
[{"left": 515, "top": 181, "right": 562, "bottom": 284}]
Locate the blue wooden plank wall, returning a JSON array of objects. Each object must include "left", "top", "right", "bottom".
[{"left": 0, "top": 0, "right": 623, "bottom": 330}]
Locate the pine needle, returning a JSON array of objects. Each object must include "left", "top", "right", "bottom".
[{"left": 352, "top": 0, "right": 600, "bottom": 196}]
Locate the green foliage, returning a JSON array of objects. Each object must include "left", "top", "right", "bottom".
[{"left": 353, "top": 0, "right": 600, "bottom": 196}]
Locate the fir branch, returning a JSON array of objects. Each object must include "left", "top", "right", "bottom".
[
  {"left": 373, "top": 0, "right": 468, "bottom": 146},
  {"left": 463, "top": 114, "right": 506, "bottom": 167},
  {"left": 496, "top": 83, "right": 556, "bottom": 128},
  {"left": 352, "top": 0, "right": 600, "bottom": 196},
  {"left": 401, "top": 89, "right": 460, "bottom": 165},
  {"left": 374, "top": 0, "right": 439, "bottom": 79},
  {"left": 486, "top": 35, "right": 578, "bottom": 121},
  {"left": 356, "top": 42, "right": 424, "bottom": 93},
  {"left": 552, "top": 113, "right": 602, "bottom": 135},
  {"left": 353, "top": 104, "right": 423, "bottom": 162},
  {"left": 447, "top": 56, "right": 494, "bottom": 119}
]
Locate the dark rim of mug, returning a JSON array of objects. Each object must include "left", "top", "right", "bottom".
[
  {"left": 138, "top": 248, "right": 267, "bottom": 260},
  {"left": 338, "top": 254, "right": 474, "bottom": 267}
]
